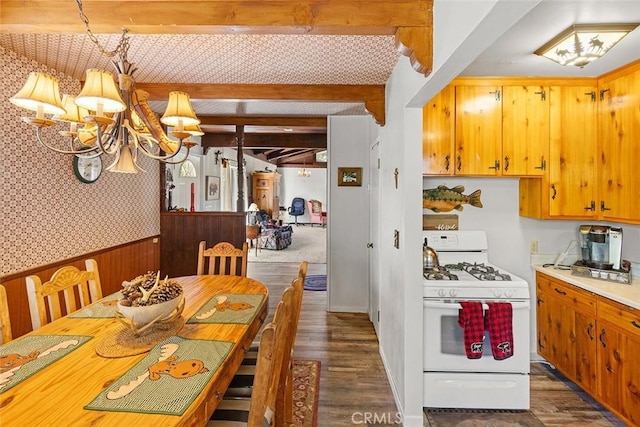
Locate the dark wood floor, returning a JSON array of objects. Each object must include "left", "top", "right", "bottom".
[{"left": 247, "top": 262, "right": 624, "bottom": 427}]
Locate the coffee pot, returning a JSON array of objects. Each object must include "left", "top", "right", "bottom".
[
  {"left": 578, "top": 225, "right": 623, "bottom": 270},
  {"left": 423, "top": 238, "right": 440, "bottom": 270}
]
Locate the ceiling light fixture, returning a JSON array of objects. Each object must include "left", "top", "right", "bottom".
[
  {"left": 9, "top": 0, "right": 200, "bottom": 173},
  {"left": 298, "top": 165, "right": 311, "bottom": 178},
  {"left": 534, "top": 24, "right": 638, "bottom": 67}
]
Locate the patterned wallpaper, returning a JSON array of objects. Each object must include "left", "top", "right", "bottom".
[{"left": 0, "top": 47, "right": 160, "bottom": 276}]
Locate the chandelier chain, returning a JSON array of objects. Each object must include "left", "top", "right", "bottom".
[{"left": 76, "top": 0, "right": 130, "bottom": 60}]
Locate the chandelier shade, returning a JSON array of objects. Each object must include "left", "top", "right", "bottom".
[
  {"left": 10, "top": 72, "right": 66, "bottom": 117},
  {"left": 107, "top": 145, "right": 139, "bottom": 174},
  {"left": 74, "top": 69, "right": 126, "bottom": 114},
  {"left": 535, "top": 24, "right": 638, "bottom": 67},
  {"left": 161, "top": 91, "right": 200, "bottom": 128},
  {"left": 53, "top": 95, "right": 89, "bottom": 124}
]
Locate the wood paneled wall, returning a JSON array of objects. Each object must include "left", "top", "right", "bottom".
[
  {"left": 160, "top": 212, "right": 246, "bottom": 278},
  {"left": 0, "top": 236, "right": 160, "bottom": 339}
]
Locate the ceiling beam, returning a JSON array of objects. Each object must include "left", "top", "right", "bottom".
[
  {"left": 198, "top": 116, "right": 327, "bottom": 127},
  {"left": 0, "top": 1, "right": 432, "bottom": 35},
  {"left": 139, "top": 83, "right": 387, "bottom": 124},
  {"left": 202, "top": 132, "right": 326, "bottom": 151}
]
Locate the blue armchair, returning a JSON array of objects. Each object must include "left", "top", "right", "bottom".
[{"left": 287, "top": 197, "right": 305, "bottom": 225}]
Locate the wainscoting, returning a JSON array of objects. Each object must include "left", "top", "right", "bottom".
[{"left": 0, "top": 236, "right": 160, "bottom": 338}]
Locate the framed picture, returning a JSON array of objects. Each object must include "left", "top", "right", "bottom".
[
  {"left": 337, "top": 167, "right": 362, "bottom": 187},
  {"left": 205, "top": 176, "right": 220, "bottom": 200}
]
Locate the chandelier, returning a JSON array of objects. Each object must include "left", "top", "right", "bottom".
[
  {"left": 9, "top": 0, "right": 202, "bottom": 173},
  {"left": 298, "top": 167, "right": 311, "bottom": 178}
]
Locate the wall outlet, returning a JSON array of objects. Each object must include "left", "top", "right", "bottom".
[{"left": 529, "top": 240, "right": 538, "bottom": 254}]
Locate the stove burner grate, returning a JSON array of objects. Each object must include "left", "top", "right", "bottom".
[{"left": 427, "top": 262, "right": 512, "bottom": 281}]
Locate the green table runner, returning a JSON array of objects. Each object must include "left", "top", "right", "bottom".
[
  {"left": 0, "top": 335, "right": 92, "bottom": 393},
  {"left": 187, "top": 293, "right": 264, "bottom": 324},
  {"left": 85, "top": 336, "right": 232, "bottom": 416},
  {"left": 69, "top": 292, "right": 122, "bottom": 318}
]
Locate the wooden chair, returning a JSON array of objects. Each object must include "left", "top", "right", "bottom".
[
  {"left": 246, "top": 225, "right": 261, "bottom": 256},
  {"left": 224, "top": 262, "right": 308, "bottom": 425},
  {"left": 0, "top": 284, "right": 12, "bottom": 344},
  {"left": 25, "top": 259, "right": 103, "bottom": 330},
  {"left": 197, "top": 241, "right": 248, "bottom": 276},
  {"left": 209, "top": 294, "right": 292, "bottom": 427}
]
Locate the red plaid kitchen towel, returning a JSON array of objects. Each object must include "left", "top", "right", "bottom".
[
  {"left": 458, "top": 301, "right": 484, "bottom": 359},
  {"left": 485, "top": 302, "right": 514, "bottom": 360}
]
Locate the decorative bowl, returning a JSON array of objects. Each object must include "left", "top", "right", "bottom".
[{"left": 116, "top": 293, "right": 183, "bottom": 325}]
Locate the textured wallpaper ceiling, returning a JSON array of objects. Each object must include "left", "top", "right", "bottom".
[{"left": 0, "top": 33, "right": 401, "bottom": 117}]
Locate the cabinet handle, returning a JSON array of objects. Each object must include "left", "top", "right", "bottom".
[
  {"left": 585, "top": 91, "right": 596, "bottom": 102},
  {"left": 585, "top": 201, "right": 595, "bottom": 211},
  {"left": 488, "top": 160, "right": 500, "bottom": 170},
  {"left": 534, "top": 159, "right": 546, "bottom": 170},
  {"left": 599, "top": 328, "right": 607, "bottom": 348},
  {"left": 504, "top": 156, "right": 510, "bottom": 172},
  {"left": 601, "top": 201, "right": 611, "bottom": 212},
  {"left": 489, "top": 90, "right": 501, "bottom": 101},
  {"left": 553, "top": 288, "right": 566, "bottom": 295},
  {"left": 587, "top": 323, "right": 594, "bottom": 340},
  {"left": 445, "top": 155, "right": 450, "bottom": 171},
  {"left": 534, "top": 90, "right": 546, "bottom": 101},
  {"left": 457, "top": 156, "right": 462, "bottom": 172},
  {"left": 632, "top": 320, "right": 640, "bottom": 329},
  {"left": 551, "top": 184, "right": 557, "bottom": 200},
  {"left": 600, "top": 88, "right": 610, "bottom": 101}
]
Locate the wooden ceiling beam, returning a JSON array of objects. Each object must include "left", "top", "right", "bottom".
[
  {"left": 202, "top": 132, "right": 326, "bottom": 151},
  {"left": 140, "top": 83, "right": 386, "bottom": 124},
  {"left": 0, "top": 1, "right": 432, "bottom": 35},
  {"left": 198, "top": 116, "right": 327, "bottom": 127}
]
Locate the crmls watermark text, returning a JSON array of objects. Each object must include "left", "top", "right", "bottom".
[{"left": 351, "top": 411, "right": 402, "bottom": 424}]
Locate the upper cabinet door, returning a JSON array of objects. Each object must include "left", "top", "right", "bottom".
[
  {"left": 455, "top": 86, "right": 502, "bottom": 175},
  {"left": 423, "top": 85, "right": 454, "bottom": 175},
  {"left": 548, "top": 85, "right": 598, "bottom": 218},
  {"left": 598, "top": 66, "right": 640, "bottom": 223},
  {"left": 502, "top": 85, "right": 549, "bottom": 176}
]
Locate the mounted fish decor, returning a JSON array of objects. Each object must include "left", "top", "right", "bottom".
[{"left": 423, "top": 185, "right": 483, "bottom": 212}]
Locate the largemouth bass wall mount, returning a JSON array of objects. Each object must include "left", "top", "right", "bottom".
[{"left": 423, "top": 185, "right": 483, "bottom": 213}]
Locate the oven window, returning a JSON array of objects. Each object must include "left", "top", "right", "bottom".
[{"left": 441, "top": 314, "right": 491, "bottom": 356}]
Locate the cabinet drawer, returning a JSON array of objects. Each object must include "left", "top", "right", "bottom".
[
  {"left": 597, "top": 299, "right": 640, "bottom": 338},
  {"left": 536, "top": 273, "right": 596, "bottom": 316}
]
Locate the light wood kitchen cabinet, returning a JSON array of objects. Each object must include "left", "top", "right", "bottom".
[
  {"left": 424, "top": 80, "right": 550, "bottom": 176},
  {"left": 597, "top": 62, "right": 640, "bottom": 224},
  {"left": 423, "top": 85, "right": 454, "bottom": 175},
  {"left": 252, "top": 172, "right": 280, "bottom": 218},
  {"left": 454, "top": 85, "right": 502, "bottom": 175},
  {"left": 502, "top": 85, "right": 549, "bottom": 176},
  {"left": 596, "top": 299, "right": 640, "bottom": 425},
  {"left": 520, "top": 83, "right": 598, "bottom": 219},
  {"left": 536, "top": 271, "right": 640, "bottom": 426},
  {"left": 536, "top": 272, "right": 597, "bottom": 392}
]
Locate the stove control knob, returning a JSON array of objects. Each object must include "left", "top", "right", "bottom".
[
  {"left": 505, "top": 289, "right": 514, "bottom": 298},
  {"left": 492, "top": 289, "right": 503, "bottom": 298},
  {"left": 437, "top": 289, "right": 446, "bottom": 297},
  {"left": 449, "top": 289, "right": 458, "bottom": 297}
]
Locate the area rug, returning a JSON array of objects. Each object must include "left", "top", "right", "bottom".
[
  {"left": 304, "top": 275, "right": 326, "bottom": 291},
  {"left": 248, "top": 225, "right": 326, "bottom": 264},
  {"left": 425, "top": 408, "right": 544, "bottom": 426},
  {"left": 292, "top": 359, "right": 320, "bottom": 427}
]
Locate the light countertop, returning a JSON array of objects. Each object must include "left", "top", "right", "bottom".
[{"left": 532, "top": 265, "right": 640, "bottom": 310}]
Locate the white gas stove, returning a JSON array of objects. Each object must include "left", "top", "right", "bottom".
[
  {"left": 422, "top": 230, "right": 530, "bottom": 300},
  {"left": 422, "top": 230, "right": 531, "bottom": 410}
]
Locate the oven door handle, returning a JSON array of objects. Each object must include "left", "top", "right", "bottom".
[{"left": 423, "top": 300, "right": 530, "bottom": 310}]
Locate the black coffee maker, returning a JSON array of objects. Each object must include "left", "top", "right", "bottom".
[{"left": 578, "top": 225, "right": 623, "bottom": 270}]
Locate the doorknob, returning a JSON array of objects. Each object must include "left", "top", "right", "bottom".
[{"left": 366, "top": 243, "right": 374, "bottom": 248}]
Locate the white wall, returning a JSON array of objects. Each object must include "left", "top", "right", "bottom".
[
  {"left": 327, "top": 116, "right": 373, "bottom": 313},
  {"left": 278, "top": 168, "right": 327, "bottom": 224},
  {"left": 377, "top": 1, "right": 543, "bottom": 425}
]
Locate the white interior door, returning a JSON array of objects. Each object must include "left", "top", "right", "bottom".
[{"left": 369, "top": 139, "right": 381, "bottom": 335}]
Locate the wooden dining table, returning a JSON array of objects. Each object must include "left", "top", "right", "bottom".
[{"left": 0, "top": 275, "right": 268, "bottom": 426}]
